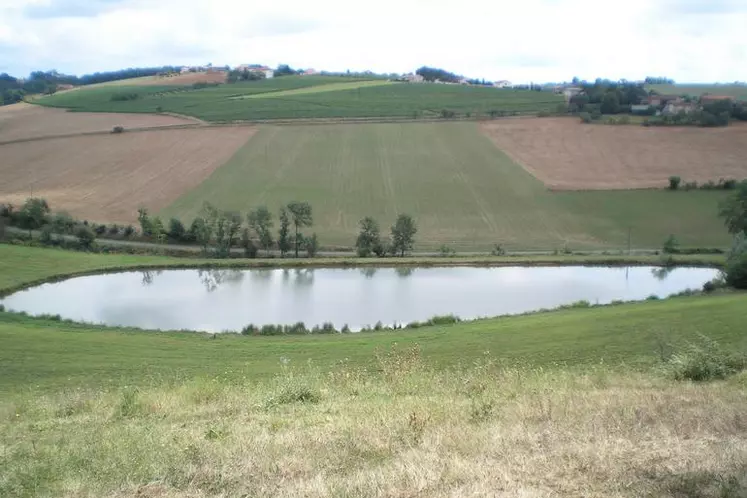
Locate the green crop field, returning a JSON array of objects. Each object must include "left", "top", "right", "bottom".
[
  {"left": 235, "top": 79, "right": 395, "bottom": 99},
  {"left": 647, "top": 83, "right": 747, "bottom": 100},
  {"left": 159, "top": 121, "right": 732, "bottom": 251},
  {"left": 35, "top": 76, "right": 564, "bottom": 121}
]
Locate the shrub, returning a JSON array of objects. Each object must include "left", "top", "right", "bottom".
[
  {"left": 108, "top": 224, "right": 120, "bottom": 236},
  {"left": 288, "top": 322, "right": 308, "bottom": 335},
  {"left": 259, "top": 324, "right": 283, "bottom": 336},
  {"left": 700, "top": 180, "right": 716, "bottom": 190},
  {"left": 305, "top": 233, "right": 319, "bottom": 258},
  {"left": 0, "top": 304, "right": 4, "bottom": 312},
  {"left": 320, "top": 322, "right": 336, "bottom": 334},
  {"left": 722, "top": 178, "right": 738, "bottom": 190},
  {"left": 439, "top": 245, "right": 456, "bottom": 257},
  {"left": 111, "top": 126, "right": 125, "bottom": 133},
  {"left": 110, "top": 93, "right": 138, "bottom": 102},
  {"left": 591, "top": 109, "right": 602, "bottom": 120},
  {"left": 440, "top": 109, "right": 456, "bottom": 119},
  {"left": 265, "top": 381, "right": 321, "bottom": 407},
  {"left": 241, "top": 324, "right": 259, "bottom": 335},
  {"left": 724, "top": 252, "right": 747, "bottom": 289},
  {"left": 94, "top": 224, "right": 107, "bottom": 235},
  {"left": 427, "top": 314, "right": 461, "bottom": 326},
  {"left": 668, "top": 176, "right": 681, "bottom": 190},
  {"left": 683, "top": 181, "right": 698, "bottom": 190},
  {"left": 579, "top": 112, "right": 592, "bottom": 124},
  {"left": 115, "top": 388, "right": 142, "bottom": 418},
  {"left": 0, "top": 203, "right": 12, "bottom": 219},
  {"left": 340, "top": 324, "right": 351, "bottom": 334},
  {"left": 559, "top": 300, "right": 591, "bottom": 309},
  {"left": 491, "top": 244, "right": 506, "bottom": 256},
  {"left": 168, "top": 218, "right": 186, "bottom": 241},
  {"left": 703, "top": 277, "right": 726, "bottom": 293},
  {"left": 39, "top": 225, "right": 55, "bottom": 245},
  {"left": 663, "top": 234, "right": 679, "bottom": 254},
  {"left": 667, "top": 337, "right": 746, "bottom": 381},
  {"left": 123, "top": 225, "right": 135, "bottom": 238},
  {"left": 75, "top": 226, "right": 95, "bottom": 249}
]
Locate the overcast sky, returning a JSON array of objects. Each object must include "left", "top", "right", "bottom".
[{"left": 1, "top": 0, "right": 745, "bottom": 83}]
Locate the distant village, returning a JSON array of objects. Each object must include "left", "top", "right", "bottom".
[{"left": 171, "top": 64, "right": 514, "bottom": 89}]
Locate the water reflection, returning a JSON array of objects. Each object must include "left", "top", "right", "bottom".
[
  {"left": 197, "top": 269, "right": 245, "bottom": 292},
  {"left": 395, "top": 267, "right": 415, "bottom": 278},
  {"left": 0, "top": 266, "right": 719, "bottom": 333},
  {"left": 360, "top": 267, "right": 378, "bottom": 279},
  {"left": 652, "top": 266, "right": 676, "bottom": 281},
  {"left": 141, "top": 270, "right": 163, "bottom": 286}
]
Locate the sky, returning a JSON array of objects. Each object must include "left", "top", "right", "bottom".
[{"left": 0, "top": 0, "right": 745, "bottom": 83}]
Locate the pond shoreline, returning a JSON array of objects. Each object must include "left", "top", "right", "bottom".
[
  {"left": 1, "top": 262, "right": 723, "bottom": 334},
  {"left": 0, "top": 244, "right": 726, "bottom": 299},
  {"left": 0, "top": 246, "right": 725, "bottom": 298}
]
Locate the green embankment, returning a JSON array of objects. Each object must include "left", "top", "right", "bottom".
[
  {"left": 0, "top": 245, "right": 743, "bottom": 392},
  {"left": 160, "top": 122, "right": 732, "bottom": 250},
  {"left": 0, "top": 244, "right": 725, "bottom": 294},
  {"left": 35, "top": 76, "right": 563, "bottom": 121}
]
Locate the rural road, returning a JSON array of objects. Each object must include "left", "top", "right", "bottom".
[{"left": 5, "top": 226, "right": 660, "bottom": 258}]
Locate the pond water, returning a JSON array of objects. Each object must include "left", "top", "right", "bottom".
[{"left": 1, "top": 266, "right": 718, "bottom": 332}]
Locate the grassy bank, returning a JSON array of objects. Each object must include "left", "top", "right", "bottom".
[
  {"left": 2, "top": 244, "right": 746, "bottom": 496},
  {"left": 2, "top": 363, "right": 746, "bottom": 497},
  {"left": 2, "top": 292, "right": 746, "bottom": 392},
  {"left": 0, "top": 244, "right": 726, "bottom": 296}
]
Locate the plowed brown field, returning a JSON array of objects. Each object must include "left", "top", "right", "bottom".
[
  {"left": 481, "top": 118, "right": 747, "bottom": 190},
  {"left": 0, "top": 127, "right": 255, "bottom": 223},
  {"left": 0, "top": 103, "right": 198, "bottom": 143}
]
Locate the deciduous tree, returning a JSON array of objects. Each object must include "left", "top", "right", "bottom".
[
  {"left": 248, "top": 206, "right": 274, "bottom": 256},
  {"left": 356, "top": 217, "right": 382, "bottom": 257},
  {"left": 720, "top": 181, "right": 747, "bottom": 236},
  {"left": 278, "top": 208, "right": 292, "bottom": 257},
  {"left": 286, "top": 201, "right": 313, "bottom": 257},
  {"left": 391, "top": 214, "right": 417, "bottom": 257}
]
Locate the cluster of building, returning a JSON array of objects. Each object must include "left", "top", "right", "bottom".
[
  {"left": 178, "top": 65, "right": 320, "bottom": 79},
  {"left": 632, "top": 94, "right": 736, "bottom": 116}
]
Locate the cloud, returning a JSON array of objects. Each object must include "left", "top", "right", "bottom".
[
  {"left": 1, "top": 0, "right": 746, "bottom": 82},
  {"left": 662, "top": 0, "right": 746, "bottom": 15},
  {"left": 23, "top": 0, "right": 126, "bottom": 19}
]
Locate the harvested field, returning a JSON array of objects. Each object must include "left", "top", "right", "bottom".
[
  {"left": 0, "top": 127, "right": 255, "bottom": 224},
  {"left": 0, "top": 103, "right": 198, "bottom": 143},
  {"left": 83, "top": 71, "right": 228, "bottom": 88},
  {"left": 480, "top": 118, "right": 747, "bottom": 190},
  {"left": 149, "top": 71, "right": 228, "bottom": 86}
]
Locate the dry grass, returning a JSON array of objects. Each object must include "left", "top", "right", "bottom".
[
  {"left": 0, "top": 127, "right": 256, "bottom": 223},
  {"left": 2, "top": 353, "right": 745, "bottom": 497},
  {"left": 0, "top": 102, "right": 198, "bottom": 143},
  {"left": 481, "top": 118, "right": 747, "bottom": 190}
]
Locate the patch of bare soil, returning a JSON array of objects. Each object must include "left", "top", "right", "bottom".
[
  {"left": 0, "top": 127, "right": 256, "bottom": 223},
  {"left": 0, "top": 103, "right": 199, "bottom": 143},
  {"left": 480, "top": 118, "right": 747, "bottom": 189},
  {"left": 148, "top": 71, "right": 228, "bottom": 86}
]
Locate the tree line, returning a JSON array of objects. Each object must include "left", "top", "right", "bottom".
[
  {"left": 138, "top": 202, "right": 419, "bottom": 258},
  {"left": 1, "top": 67, "right": 182, "bottom": 105},
  {"left": 137, "top": 201, "right": 318, "bottom": 258}
]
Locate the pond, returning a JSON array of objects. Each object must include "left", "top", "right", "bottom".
[{"left": 0, "top": 266, "right": 719, "bottom": 332}]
